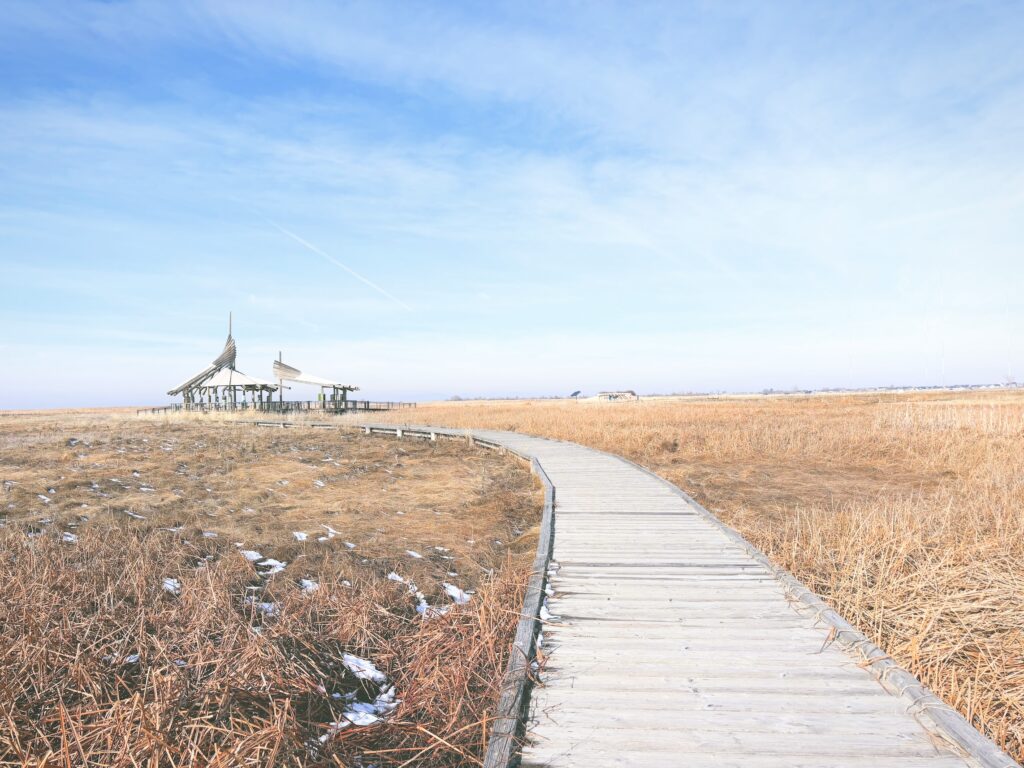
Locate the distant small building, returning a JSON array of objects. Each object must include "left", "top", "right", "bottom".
[{"left": 593, "top": 390, "right": 639, "bottom": 402}]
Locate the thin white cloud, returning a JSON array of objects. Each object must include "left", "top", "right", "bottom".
[{"left": 267, "top": 220, "right": 413, "bottom": 311}]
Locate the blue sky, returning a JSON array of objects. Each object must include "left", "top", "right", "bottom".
[{"left": 1, "top": 1, "right": 1022, "bottom": 407}]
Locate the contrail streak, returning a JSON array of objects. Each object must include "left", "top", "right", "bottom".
[{"left": 268, "top": 220, "right": 413, "bottom": 311}]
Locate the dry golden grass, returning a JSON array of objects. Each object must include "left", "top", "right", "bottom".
[
  {"left": 0, "top": 412, "right": 542, "bottom": 766},
  {"left": 375, "top": 389, "right": 1024, "bottom": 761}
]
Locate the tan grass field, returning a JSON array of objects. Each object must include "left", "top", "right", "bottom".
[
  {"left": 374, "top": 388, "right": 1024, "bottom": 761},
  {"left": 0, "top": 412, "right": 541, "bottom": 766}
]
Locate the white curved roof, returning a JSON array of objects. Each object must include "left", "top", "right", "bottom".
[
  {"left": 201, "top": 368, "right": 275, "bottom": 388},
  {"left": 273, "top": 359, "right": 357, "bottom": 390}
]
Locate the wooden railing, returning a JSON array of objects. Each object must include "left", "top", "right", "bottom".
[
  {"left": 361, "top": 424, "right": 556, "bottom": 768},
  {"left": 136, "top": 400, "right": 415, "bottom": 416}
]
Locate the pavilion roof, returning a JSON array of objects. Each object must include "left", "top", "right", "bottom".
[
  {"left": 167, "top": 333, "right": 274, "bottom": 394},
  {"left": 273, "top": 359, "right": 358, "bottom": 390},
  {"left": 201, "top": 367, "right": 275, "bottom": 388}
]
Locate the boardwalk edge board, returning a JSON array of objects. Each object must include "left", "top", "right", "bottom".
[{"left": 242, "top": 419, "right": 1018, "bottom": 768}]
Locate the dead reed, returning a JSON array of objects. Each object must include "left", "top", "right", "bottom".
[
  {"left": 0, "top": 414, "right": 541, "bottom": 766},
  {"left": 375, "top": 389, "right": 1024, "bottom": 761}
]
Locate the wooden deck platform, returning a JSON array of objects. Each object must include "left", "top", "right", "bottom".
[{"left": 360, "top": 425, "right": 1018, "bottom": 768}]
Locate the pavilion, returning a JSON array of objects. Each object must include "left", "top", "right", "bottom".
[{"left": 167, "top": 318, "right": 277, "bottom": 407}]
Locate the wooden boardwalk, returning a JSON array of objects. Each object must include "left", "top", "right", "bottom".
[{"left": 361, "top": 425, "right": 1017, "bottom": 768}]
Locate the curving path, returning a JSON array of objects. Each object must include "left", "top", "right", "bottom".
[{"left": 360, "top": 424, "right": 1017, "bottom": 768}]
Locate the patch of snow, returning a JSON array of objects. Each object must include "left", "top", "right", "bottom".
[
  {"left": 405, "top": 550, "right": 423, "bottom": 559},
  {"left": 313, "top": 479, "right": 325, "bottom": 488},
  {"left": 317, "top": 685, "right": 398, "bottom": 744},
  {"left": 257, "top": 558, "right": 287, "bottom": 576},
  {"left": 344, "top": 541, "right": 356, "bottom": 549},
  {"left": 61, "top": 532, "right": 79, "bottom": 544},
  {"left": 293, "top": 531, "right": 308, "bottom": 542},
  {"left": 442, "top": 583, "right": 471, "bottom": 605},
  {"left": 374, "top": 685, "right": 400, "bottom": 714},
  {"left": 202, "top": 531, "right": 218, "bottom": 538},
  {"left": 345, "top": 705, "right": 380, "bottom": 722},
  {"left": 162, "top": 577, "right": 181, "bottom": 595},
  {"left": 240, "top": 550, "right": 263, "bottom": 562},
  {"left": 124, "top": 510, "right": 146, "bottom": 520},
  {"left": 540, "top": 598, "right": 560, "bottom": 622},
  {"left": 417, "top": 601, "right": 451, "bottom": 618},
  {"left": 342, "top": 653, "right": 387, "bottom": 683},
  {"left": 38, "top": 495, "right": 51, "bottom": 503},
  {"left": 318, "top": 721, "right": 351, "bottom": 743},
  {"left": 244, "top": 597, "right": 279, "bottom": 616},
  {"left": 299, "top": 578, "right": 319, "bottom": 594}
]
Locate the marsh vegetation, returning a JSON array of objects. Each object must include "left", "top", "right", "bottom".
[{"left": 0, "top": 414, "right": 541, "bottom": 766}]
